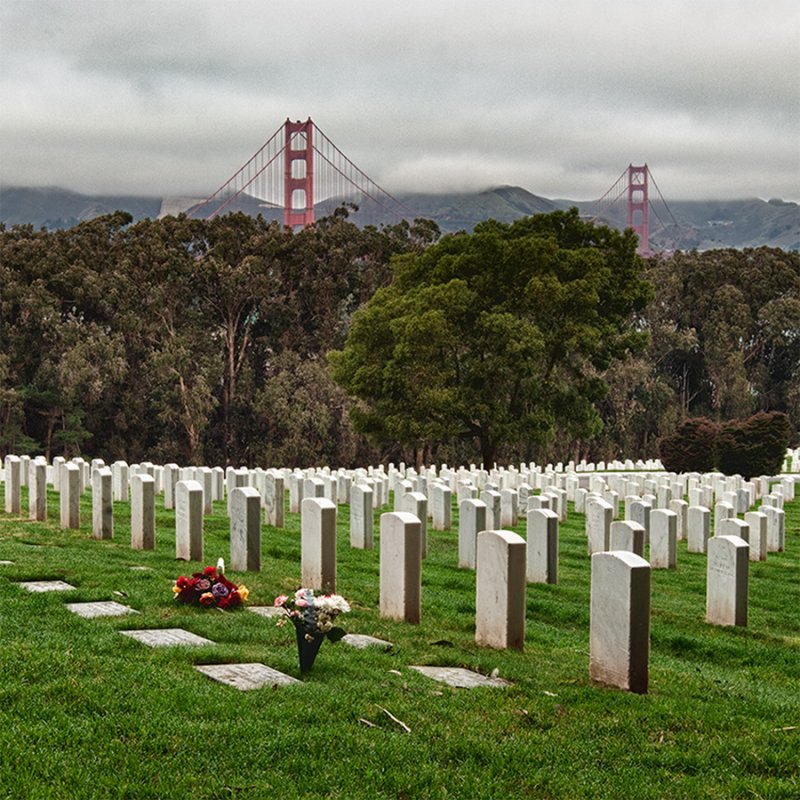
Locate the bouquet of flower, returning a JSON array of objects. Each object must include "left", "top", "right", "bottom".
[
  {"left": 274, "top": 588, "right": 350, "bottom": 642},
  {"left": 173, "top": 560, "right": 249, "bottom": 610}
]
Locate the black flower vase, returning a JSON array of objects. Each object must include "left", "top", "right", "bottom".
[{"left": 295, "top": 625, "right": 325, "bottom": 673}]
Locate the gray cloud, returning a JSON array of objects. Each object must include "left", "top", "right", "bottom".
[{"left": 1, "top": 0, "right": 798, "bottom": 201}]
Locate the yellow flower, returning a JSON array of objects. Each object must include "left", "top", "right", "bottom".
[
  {"left": 172, "top": 584, "right": 182, "bottom": 594},
  {"left": 237, "top": 584, "right": 249, "bottom": 602}
]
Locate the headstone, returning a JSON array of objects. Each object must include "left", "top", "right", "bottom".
[
  {"left": 163, "top": 463, "right": 179, "bottom": 510},
  {"left": 401, "top": 491, "right": 429, "bottom": 558},
  {"left": 303, "top": 476, "right": 325, "bottom": 501},
  {"left": 393, "top": 479, "right": 413, "bottom": 511},
  {"left": 264, "top": 472, "right": 285, "bottom": 528},
  {"left": 431, "top": 483, "right": 452, "bottom": 531},
  {"left": 176, "top": 480, "right": 204, "bottom": 561},
  {"left": 91, "top": 466, "right": 113, "bottom": 540},
  {"left": 230, "top": 487, "right": 261, "bottom": 572},
  {"left": 349, "top": 483, "right": 374, "bottom": 549},
  {"left": 626, "top": 499, "right": 651, "bottom": 545},
  {"left": 744, "top": 510, "right": 767, "bottom": 561},
  {"left": 499, "top": 488, "right": 518, "bottom": 527},
  {"left": 586, "top": 498, "right": 613, "bottom": 555},
  {"left": 130, "top": 474, "right": 155, "bottom": 549},
  {"left": 4, "top": 455, "right": 21, "bottom": 514},
  {"left": 379, "top": 512, "right": 421, "bottom": 623},
  {"left": 227, "top": 468, "right": 250, "bottom": 515},
  {"left": 475, "top": 530, "right": 526, "bottom": 651},
  {"left": 719, "top": 517, "right": 750, "bottom": 544},
  {"left": 706, "top": 535, "right": 749, "bottom": 627},
  {"left": 111, "top": 461, "right": 129, "bottom": 503},
  {"left": 687, "top": 505, "right": 711, "bottom": 554},
  {"left": 28, "top": 459, "right": 47, "bottom": 522},
  {"left": 669, "top": 499, "right": 688, "bottom": 541},
  {"left": 19, "top": 454, "right": 30, "bottom": 487},
  {"left": 197, "top": 467, "right": 213, "bottom": 515},
  {"left": 530, "top": 493, "right": 553, "bottom": 512},
  {"left": 649, "top": 509, "right": 677, "bottom": 569},
  {"left": 609, "top": 520, "right": 645, "bottom": 557},
  {"left": 714, "top": 501, "right": 735, "bottom": 536},
  {"left": 301, "top": 497, "right": 337, "bottom": 592},
  {"left": 590, "top": 551, "right": 650, "bottom": 694},
  {"left": 60, "top": 462, "right": 81, "bottom": 530},
  {"left": 458, "top": 498, "right": 486, "bottom": 570},
  {"left": 526, "top": 508, "right": 558, "bottom": 584},
  {"left": 482, "top": 489, "right": 502, "bottom": 530},
  {"left": 763, "top": 505, "right": 785, "bottom": 553}
]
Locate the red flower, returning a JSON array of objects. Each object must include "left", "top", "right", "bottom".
[{"left": 203, "top": 566, "right": 217, "bottom": 578}]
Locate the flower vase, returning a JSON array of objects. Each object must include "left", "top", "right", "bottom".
[{"left": 295, "top": 625, "right": 325, "bottom": 673}]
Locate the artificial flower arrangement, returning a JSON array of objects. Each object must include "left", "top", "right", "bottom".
[
  {"left": 172, "top": 559, "right": 249, "bottom": 610},
  {"left": 274, "top": 588, "right": 351, "bottom": 642}
]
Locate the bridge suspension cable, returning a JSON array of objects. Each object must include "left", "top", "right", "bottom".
[{"left": 189, "top": 118, "right": 416, "bottom": 227}]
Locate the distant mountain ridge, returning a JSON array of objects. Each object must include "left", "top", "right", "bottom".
[{"left": 1, "top": 184, "right": 797, "bottom": 251}]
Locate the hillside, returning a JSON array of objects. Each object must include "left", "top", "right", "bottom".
[{"left": 1, "top": 184, "right": 797, "bottom": 251}]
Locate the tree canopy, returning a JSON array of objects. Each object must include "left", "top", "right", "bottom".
[
  {"left": 1, "top": 206, "right": 797, "bottom": 468},
  {"left": 330, "top": 209, "right": 652, "bottom": 465}
]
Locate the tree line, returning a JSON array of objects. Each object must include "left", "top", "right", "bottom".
[{"left": 1, "top": 208, "right": 797, "bottom": 468}]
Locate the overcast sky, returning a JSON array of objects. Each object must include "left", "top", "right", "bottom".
[{"left": 1, "top": 0, "right": 798, "bottom": 202}]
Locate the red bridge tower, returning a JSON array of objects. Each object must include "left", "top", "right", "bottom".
[
  {"left": 283, "top": 118, "right": 315, "bottom": 228},
  {"left": 626, "top": 164, "right": 650, "bottom": 257}
]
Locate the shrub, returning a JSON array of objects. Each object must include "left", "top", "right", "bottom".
[
  {"left": 716, "top": 411, "right": 793, "bottom": 479},
  {"left": 657, "top": 417, "right": 719, "bottom": 473}
]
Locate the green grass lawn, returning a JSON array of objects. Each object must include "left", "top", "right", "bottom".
[{"left": 0, "top": 482, "right": 798, "bottom": 799}]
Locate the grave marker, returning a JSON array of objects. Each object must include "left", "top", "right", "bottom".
[
  {"left": 301, "top": 497, "right": 337, "bottom": 592},
  {"left": 590, "top": 551, "right": 650, "bottom": 694},
  {"left": 28, "top": 459, "right": 47, "bottom": 522},
  {"left": 609, "top": 520, "right": 645, "bottom": 557},
  {"left": 458, "top": 498, "right": 487, "bottom": 570},
  {"left": 687, "top": 505, "right": 711, "bottom": 554},
  {"left": 349, "top": 483, "right": 374, "bottom": 549},
  {"left": 230, "top": 487, "right": 261, "bottom": 572},
  {"left": 475, "top": 530, "right": 526, "bottom": 650},
  {"left": 706, "top": 535, "right": 749, "bottom": 627},
  {"left": 91, "top": 466, "right": 113, "bottom": 540},
  {"left": 60, "top": 462, "right": 81, "bottom": 530},
  {"left": 379, "top": 512, "right": 421, "bottom": 624},
  {"left": 526, "top": 508, "right": 558, "bottom": 584},
  {"left": 649, "top": 509, "right": 677, "bottom": 569},
  {"left": 176, "top": 480, "right": 204, "bottom": 561}
]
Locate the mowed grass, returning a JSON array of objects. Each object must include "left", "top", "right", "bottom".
[{"left": 0, "top": 480, "right": 798, "bottom": 800}]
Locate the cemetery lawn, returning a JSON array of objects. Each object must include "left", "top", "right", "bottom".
[{"left": 0, "top": 488, "right": 798, "bottom": 800}]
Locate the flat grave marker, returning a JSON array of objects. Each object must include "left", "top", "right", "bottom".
[
  {"left": 341, "top": 634, "right": 393, "bottom": 650},
  {"left": 120, "top": 628, "right": 215, "bottom": 647},
  {"left": 66, "top": 601, "right": 138, "bottom": 619},
  {"left": 410, "top": 666, "right": 511, "bottom": 689},
  {"left": 18, "top": 580, "right": 77, "bottom": 592},
  {"left": 195, "top": 663, "right": 299, "bottom": 689}
]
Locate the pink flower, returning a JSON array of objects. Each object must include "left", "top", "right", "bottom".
[
  {"left": 274, "top": 594, "right": 288, "bottom": 607},
  {"left": 295, "top": 599, "right": 308, "bottom": 608}
]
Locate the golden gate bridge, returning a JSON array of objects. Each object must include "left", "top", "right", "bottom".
[{"left": 189, "top": 117, "right": 680, "bottom": 256}]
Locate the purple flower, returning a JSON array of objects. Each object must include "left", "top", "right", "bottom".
[{"left": 212, "top": 582, "right": 229, "bottom": 599}]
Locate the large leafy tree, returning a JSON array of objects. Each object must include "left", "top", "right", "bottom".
[
  {"left": 645, "top": 247, "right": 800, "bottom": 428},
  {"left": 330, "top": 209, "right": 652, "bottom": 465}
]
